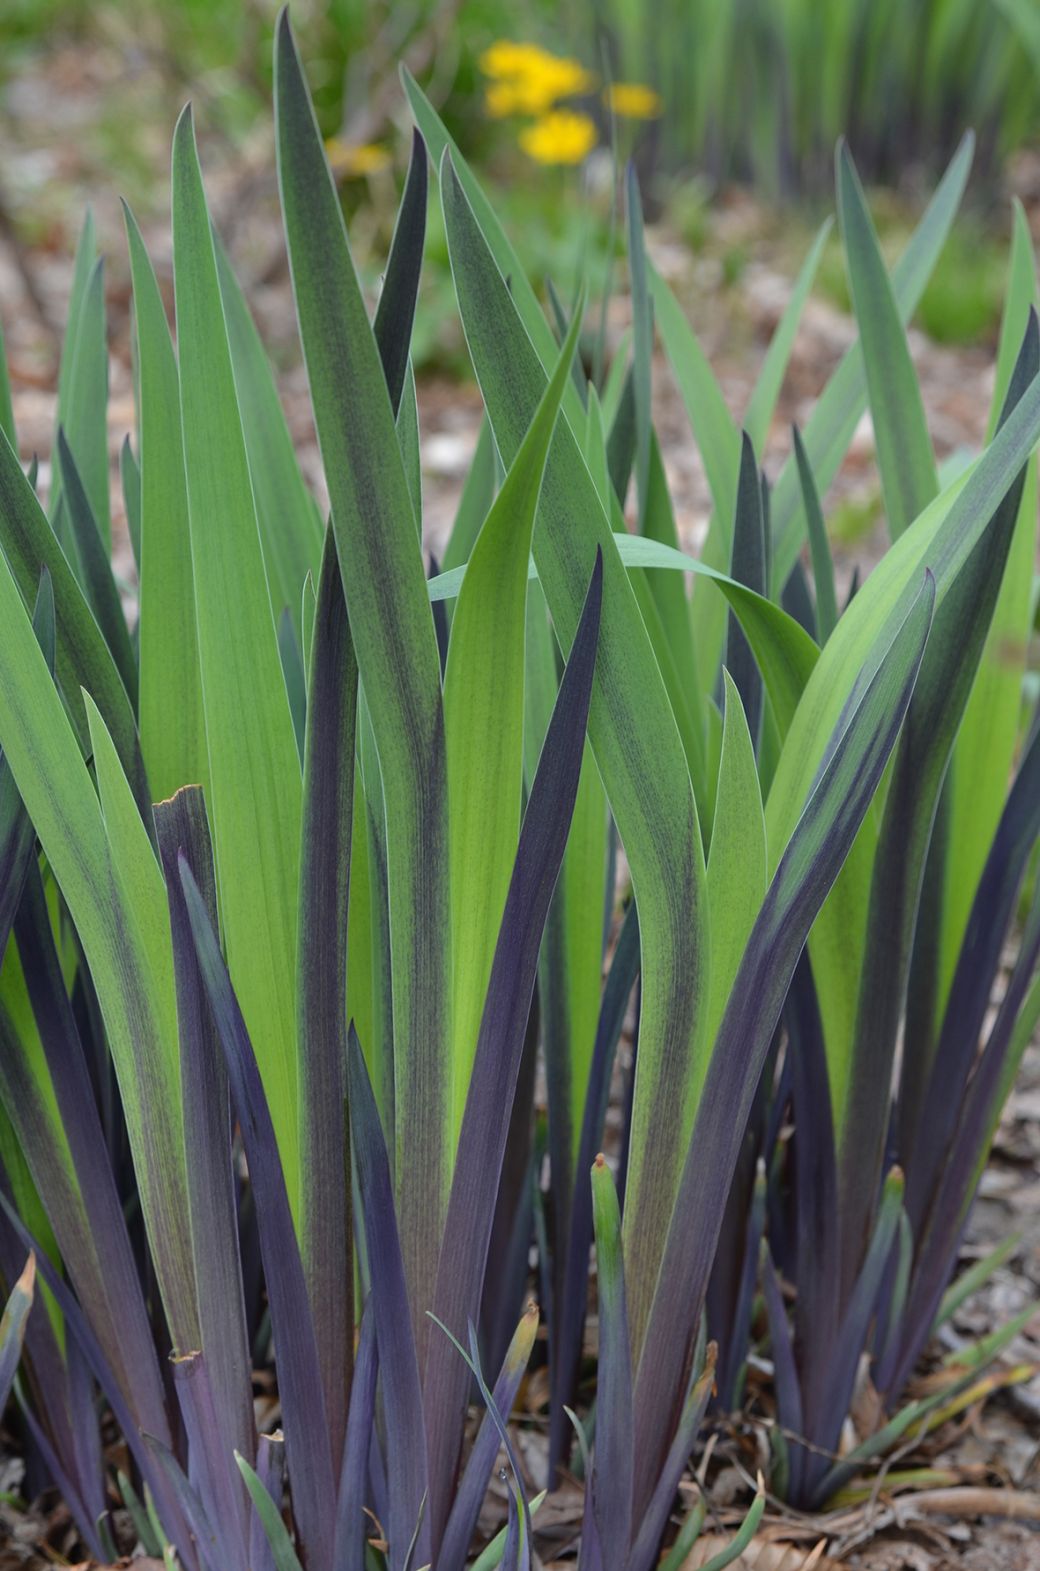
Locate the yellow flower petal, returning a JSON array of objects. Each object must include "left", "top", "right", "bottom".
[
  {"left": 519, "top": 110, "right": 598, "bottom": 166},
  {"left": 479, "top": 40, "right": 555, "bottom": 79},
  {"left": 324, "top": 138, "right": 392, "bottom": 178},
  {"left": 605, "top": 82, "right": 663, "bottom": 119},
  {"left": 480, "top": 39, "right": 596, "bottom": 107}
]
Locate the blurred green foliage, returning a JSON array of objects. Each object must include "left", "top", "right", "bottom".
[
  {"left": 0, "top": 0, "right": 1036, "bottom": 363},
  {"left": 599, "top": 0, "right": 1040, "bottom": 193}
]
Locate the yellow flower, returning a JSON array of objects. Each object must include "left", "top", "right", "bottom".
[
  {"left": 605, "top": 82, "right": 663, "bottom": 119},
  {"left": 519, "top": 110, "right": 598, "bottom": 166},
  {"left": 485, "top": 81, "right": 545, "bottom": 117},
  {"left": 324, "top": 138, "right": 392, "bottom": 178},
  {"left": 479, "top": 40, "right": 553, "bottom": 79},
  {"left": 480, "top": 39, "right": 595, "bottom": 115}
]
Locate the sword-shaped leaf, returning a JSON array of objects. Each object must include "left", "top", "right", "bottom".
[
  {"left": 765, "top": 318, "right": 1040, "bottom": 1112},
  {"left": 157, "top": 788, "right": 255, "bottom": 1490},
  {"left": 120, "top": 435, "right": 141, "bottom": 572},
  {"left": 123, "top": 202, "right": 208, "bottom": 804},
  {"left": 0, "top": 1253, "right": 34, "bottom": 1413},
  {"left": 402, "top": 69, "right": 587, "bottom": 441},
  {"left": 425, "top": 554, "right": 602, "bottom": 1550},
  {"left": 0, "top": 426, "right": 148, "bottom": 815},
  {"left": 706, "top": 673, "right": 767, "bottom": 1046},
  {"left": 437, "top": 1303, "right": 538, "bottom": 1571},
  {"left": 215, "top": 232, "right": 324, "bottom": 622},
  {"left": 0, "top": 572, "right": 54, "bottom": 955},
  {"left": 837, "top": 140, "right": 939, "bottom": 542},
  {"left": 333, "top": 1302, "right": 378, "bottom": 1571},
  {"left": 726, "top": 433, "right": 767, "bottom": 746},
  {"left": 276, "top": 13, "right": 451, "bottom": 1321},
  {"left": 237, "top": 1453, "right": 305, "bottom": 1571},
  {"left": 55, "top": 427, "right": 137, "bottom": 701},
  {"left": 347, "top": 1026, "right": 429, "bottom": 1571},
  {"left": 938, "top": 199, "right": 1039, "bottom": 1017},
  {"left": 793, "top": 424, "right": 838, "bottom": 643},
  {"left": 172, "top": 105, "right": 303, "bottom": 1207},
  {"left": 839, "top": 315, "right": 1037, "bottom": 1274},
  {"left": 53, "top": 242, "right": 110, "bottom": 547},
  {"left": 373, "top": 126, "right": 428, "bottom": 417},
  {"left": 441, "top": 150, "right": 707, "bottom": 1357},
  {"left": 445, "top": 299, "right": 582, "bottom": 1133},
  {"left": 550, "top": 900, "right": 640, "bottom": 1476},
  {"left": 0, "top": 533, "right": 195, "bottom": 1347},
  {"left": 770, "top": 133, "right": 973, "bottom": 588},
  {"left": 296, "top": 529, "right": 357, "bottom": 1473},
  {"left": 589, "top": 1156, "right": 633, "bottom": 1571},
  {"left": 179, "top": 856, "right": 335, "bottom": 1569},
  {"left": 632, "top": 569, "right": 934, "bottom": 1520}
]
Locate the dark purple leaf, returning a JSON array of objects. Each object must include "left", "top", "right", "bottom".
[
  {"left": 630, "top": 571, "right": 934, "bottom": 1520},
  {"left": 347, "top": 1024, "right": 428, "bottom": 1571},
  {"left": 178, "top": 856, "right": 336, "bottom": 1569},
  {"left": 250, "top": 1432, "right": 286, "bottom": 1571},
  {"left": 761, "top": 1245, "right": 806, "bottom": 1502},
  {"left": 296, "top": 528, "right": 357, "bottom": 1474},
  {"left": 373, "top": 127, "right": 427, "bottom": 418},
  {"left": 333, "top": 1300, "right": 378, "bottom": 1571},
  {"left": 726, "top": 431, "right": 766, "bottom": 745},
  {"left": 437, "top": 1303, "right": 538, "bottom": 1571},
  {"left": 422, "top": 551, "right": 603, "bottom": 1551},
  {"left": 551, "top": 901, "right": 639, "bottom": 1476},
  {"left": 9, "top": 864, "right": 170, "bottom": 1444},
  {"left": 156, "top": 788, "right": 255, "bottom": 1488},
  {"left": 626, "top": 1345, "right": 716, "bottom": 1571},
  {"left": 840, "top": 312, "right": 1039, "bottom": 1284},
  {"left": 172, "top": 1350, "right": 250, "bottom": 1571},
  {"left": 0, "top": 1196, "right": 198, "bottom": 1570}
]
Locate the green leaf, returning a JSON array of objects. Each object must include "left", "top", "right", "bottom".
[
  {"left": 442, "top": 415, "right": 497, "bottom": 573},
  {"left": 124, "top": 202, "right": 208, "bottom": 806},
  {"left": 0, "top": 546, "right": 197, "bottom": 1347},
  {"left": 771, "top": 134, "right": 973, "bottom": 587},
  {"left": 0, "top": 427, "right": 148, "bottom": 817},
  {"left": 444, "top": 302, "right": 582, "bottom": 1136},
  {"left": 939, "top": 201, "right": 1039, "bottom": 1015},
  {"left": 236, "top": 1453, "right": 305, "bottom": 1571},
  {"left": 276, "top": 16, "right": 451, "bottom": 1324},
  {"left": 706, "top": 674, "right": 767, "bottom": 1049},
  {"left": 837, "top": 141, "right": 938, "bottom": 540},
  {"left": 641, "top": 433, "right": 710, "bottom": 823},
  {"left": 172, "top": 106, "right": 303, "bottom": 1210},
  {"left": 793, "top": 424, "right": 838, "bottom": 642},
  {"left": 53, "top": 216, "right": 110, "bottom": 545},
  {"left": 431, "top": 531, "right": 818, "bottom": 747},
  {"left": 648, "top": 263, "right": 740, "bottom": 528},
  {"left": 766, "top": 342, "right": 1040, "bottom": 1111},
  {"left": 215, "top": 233, "right": 324, "bottom": 622},
  {"left": 743, "top": 219, "right": 831, "bottom": 451},
  {"left": 120, "top": 436, "right": 141, "bottom": 573},
  {"left": 0, "top": 1253, "right": 34, "bottom": 1412},
  {"left": 56, "top": 428, "right": 137, "bottom": 704},
  {"left": 403, "top": 68, "right": 587, "bottom": 441},
  {"left": 441, "top": 151, "right": 707, "bottom": 1355}
]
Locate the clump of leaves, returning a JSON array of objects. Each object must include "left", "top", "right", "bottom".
[{"left": 0, "top": 12, "right": 1037, "bottom": 1571}]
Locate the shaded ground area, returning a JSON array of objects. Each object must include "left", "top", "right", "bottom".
[{"left": 0, "top": 32, "right": 1038, "bottom": 1571}]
